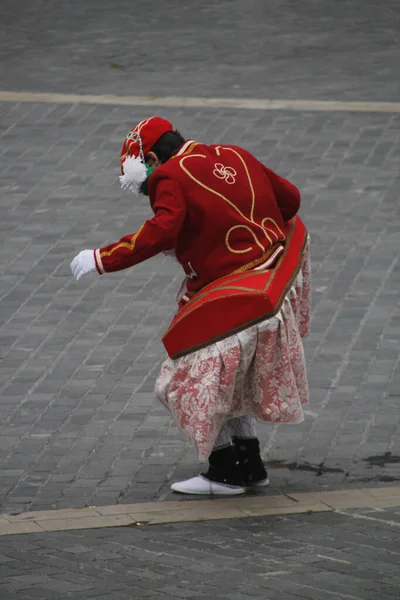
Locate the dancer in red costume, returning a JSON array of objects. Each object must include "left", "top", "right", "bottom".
[{"left": 71, "top": 117, "right": 311, "bottom": 495}]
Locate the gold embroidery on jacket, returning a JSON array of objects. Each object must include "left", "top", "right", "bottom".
[
  {"left": 262, "top": 217, "right": 284, "bottom": 241},
  {"left": 179, "top": 148, "right": 283, "bottom": 256},
  {"left": 225, "top": 225, "right": 265, "bottom": 253},
  {"left": 213, "top": 163, "right": 237, "bottom": 184},
  {"left": 100, "top": 224, "right": 144, "bottom": 258},
  {"left": 179, "top": 142, "right": 199, "bottom": 157}
]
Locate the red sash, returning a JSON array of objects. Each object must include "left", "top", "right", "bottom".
[{"left": 162, "top": 216, "right": 307, "bottom": 359}]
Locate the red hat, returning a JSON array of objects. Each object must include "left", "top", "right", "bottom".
[{"left": 120, "top": 116, "right": 173, "bottom": 172}]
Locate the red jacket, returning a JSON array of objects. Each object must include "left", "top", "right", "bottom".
[{"left": 95, "top": 140, "right": 300, "bottom": 293}]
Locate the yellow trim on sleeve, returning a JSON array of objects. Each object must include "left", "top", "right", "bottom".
[{"left": 100, "top": 224, "right": 144, "bottom": 258}]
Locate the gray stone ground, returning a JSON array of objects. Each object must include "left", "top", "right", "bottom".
[
  {"left": 0, "top": 0, "right": 400, "bottom": 597},
  {"left": 0, "top": 0, "right": 400, "bottom": 102},
  {"left": 1, "top": 102, "right": 399, "bottom": 513},
  {"left": 1, "top": 507, "right": 400, "bottom": 600}
]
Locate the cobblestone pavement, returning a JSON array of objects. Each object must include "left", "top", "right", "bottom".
[
  {"left": 1, "top": 0, "right": 400, "bottom": 102},
  {"left": 0, "top": 101, "right": 399, "bottom": 514},
  {"left": 0, "top": 507, "right": 400, "bottom": 599},
  {"left": 0, "top": 0, "right": 400, "bottom": 517},
  {"left": 1, "top": 3, "right": 400, "bottom": 599}
]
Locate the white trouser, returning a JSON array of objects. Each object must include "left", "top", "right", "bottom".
[{"left": 213, "top": 416, "right": 258, "bottom": 450}]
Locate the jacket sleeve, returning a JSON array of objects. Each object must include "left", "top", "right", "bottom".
[
  {"left": 262, "top": 166, "right": 301, "bottom": 222},
  {"left": 95, "top": 176, "right": 185, "bottom": 274}
]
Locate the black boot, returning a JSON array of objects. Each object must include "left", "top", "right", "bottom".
[
  {"left": 203, "top": 445, "right": 246, "bottom": 487},
  {"left": 171, "top": 444, "right": 246, "bottom": 495},
  {"left": 233, "top": 438, "right": 269, "bottom": 487}
]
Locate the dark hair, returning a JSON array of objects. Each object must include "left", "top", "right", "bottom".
[{"left": 148, "top": 130, "right": 185, "bottom": 164}]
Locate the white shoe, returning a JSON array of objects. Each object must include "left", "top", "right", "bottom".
[
  {"left": 171, "top": 475, "right": 246, "bottom": 496},
  {"left": 248, "top": 477, "right": 270, "bottom": 488}
]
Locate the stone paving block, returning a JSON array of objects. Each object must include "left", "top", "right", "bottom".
[{"left": 0, "top": 2, "right": 400, "bottom": 515}]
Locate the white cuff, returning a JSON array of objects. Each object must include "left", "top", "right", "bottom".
[{"left": 95, "top": 248, "right": 105, "bottom": 274}]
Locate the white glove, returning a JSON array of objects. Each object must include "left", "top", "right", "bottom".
[{"left": 70, "top": 249, "right": 97, "bottom": 280}]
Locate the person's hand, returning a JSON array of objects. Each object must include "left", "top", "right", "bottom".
[{"left": 70, "top": 250, "right": 96, "bottom": 280}]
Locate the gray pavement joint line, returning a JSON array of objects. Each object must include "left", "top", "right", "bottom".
[
  {"left": 336, "top": 510, "right": 400, "bottom": 528},
  {"left": 317, "top": 555, "right": 352, "bottom": 564},
  {"left": 280, "top": 582, "right": 360, "bottom": 600},
  {"left": 2, "top": 91, "right": 400, "bottom": 113}
]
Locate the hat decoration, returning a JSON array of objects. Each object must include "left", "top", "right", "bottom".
[{"left": 119, "top": 117, "right": 173, "bottom": 195}]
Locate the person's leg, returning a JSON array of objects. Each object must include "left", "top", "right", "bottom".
[
  {"left": 171, "top": 422, "right": 245, "bottom": 495},
  {"left": 212, "top": 421, "right": 234, "bottom": 450},
  {"left": 229, "top": 416, "right": 269, "bottom": 487},
  {"left": 228, "top": 415, "right": 258, "bottom": 439}
]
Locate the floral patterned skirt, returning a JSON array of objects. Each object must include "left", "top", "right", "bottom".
[{"left": 155, "top": 241, "right": 311, "bottom": 460}]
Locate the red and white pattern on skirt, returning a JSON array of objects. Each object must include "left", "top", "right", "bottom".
[{"left": 155, "top": 238, "right": 311, "bottom": 460}]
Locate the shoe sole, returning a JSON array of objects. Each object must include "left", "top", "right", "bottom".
[
  {"left": 171, "top": 485, "right": 246, "bottom": 496},
  {"left": 170, "top": 475, "right": 269, "bottom": 495},
  {"left": 247, "top": 477, "right": 270, "bottom": 488},
  {"left": 172, "top": 483, "right": 267, "bottom": 494},
  {"left": 171, "top": 484, "right": 246, "bottom": 496}
]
